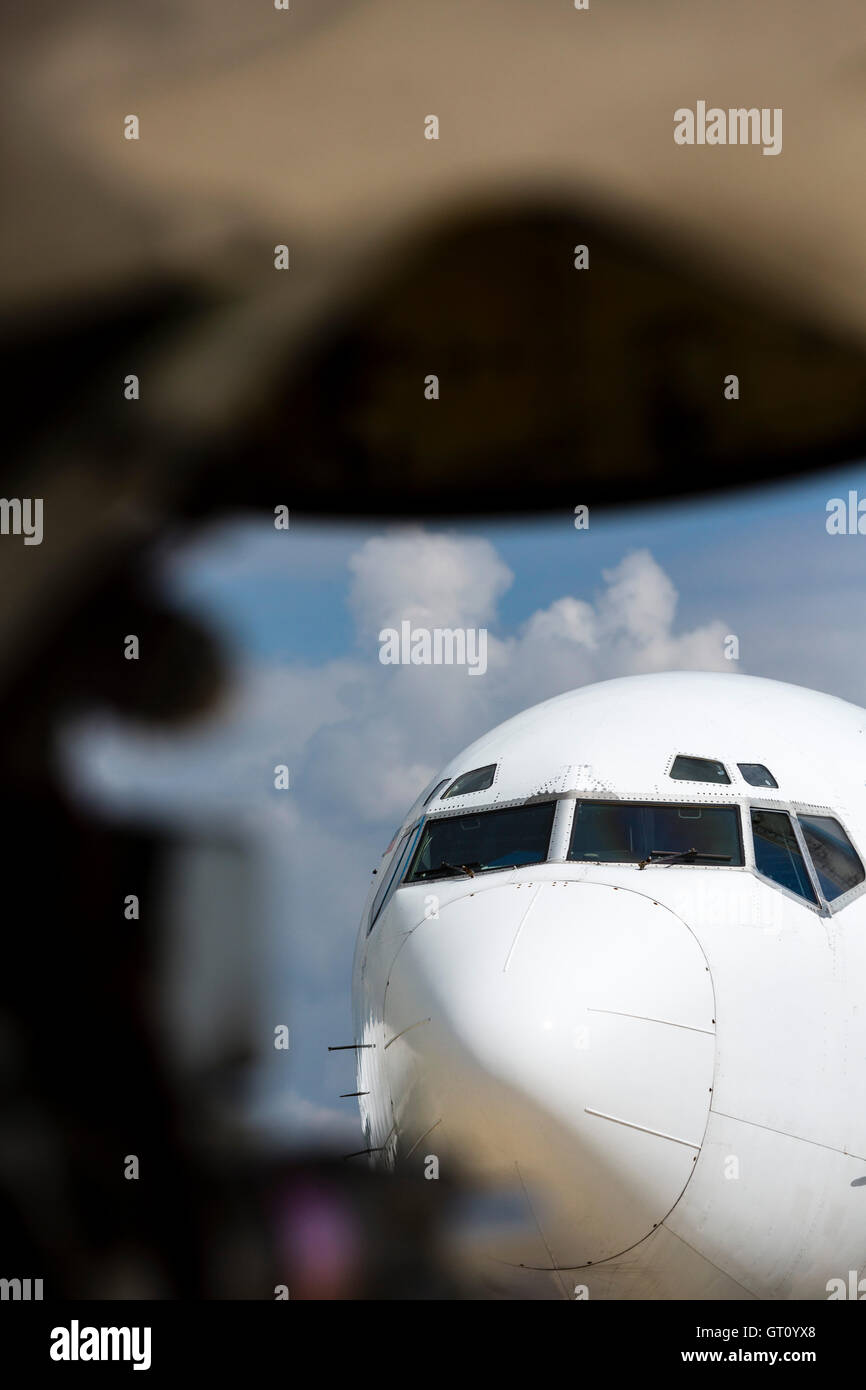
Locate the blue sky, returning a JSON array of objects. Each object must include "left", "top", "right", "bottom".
[
  {"left": 65, "top": 463, "right": 866, "bottom": 1149},
  {"left": 160, "top": 464, "right": 866, "bottom": 699}
]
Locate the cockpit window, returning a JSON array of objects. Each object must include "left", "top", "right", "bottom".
[
  {"left": 568, "top": 801, "right": 743, "bottom": 866},
  {"left": 797, "top": 814, "right": 864, "bottom": 901},
  {"left": 405, "top": 802, "right": 555, "bottom": 882},
  {"left": 670, "top": 755, "right": 731, "bottom": 784},
  {"left": 750, "top": 809, "right": 817, "bottom": 904},
  {"left": 738, "top": 763, "right": 778, "bottom": 789},
  {"left": 441, "top": 764, "right": 497, "bottom": 798},
  {"left": 368, "top": 821, "right": 422, "bottom": 932},
  {"left": 423, "top": 778, "right": 451, "bottom": 806}
]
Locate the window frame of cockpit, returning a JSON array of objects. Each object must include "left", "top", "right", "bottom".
[
  {"left": 410, "top": 789, "right": 751, "bottom": 874},
  {"left": 548, "top": 791, "right": 866, "bottom": 912},
  {"left": 373, "top": 794, "right": 556, "bottom": 920},
  {"left": 795, "top": 808, "right": 866, "bottom": 910},
  {"left": 746, "top": 800, "right": 823, "bottom": 911},
  {"left": 370, "top": 792, "right": 866, "bottom": 925},
  {"left": 365, "top": 795, "right": 559, "bottom": 933},
  {"left": 556, "top": 793, "right": 746, "bottom": 870},
  {"left": 746, "top": 798, "right": 866, "bottom": 916},
  {"left": 401, "top": 798, "right": 558, "bottom": 886},
  {"left": 367, "top": 818, "right": 424, "bottom": 934}
]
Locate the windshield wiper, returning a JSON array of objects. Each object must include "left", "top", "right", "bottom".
[
  {"left": 413, "top": 861, "right": 481, "bottom": 881},
  {"left": 638, "top": 848, "right": 732, "bottom": 870}
]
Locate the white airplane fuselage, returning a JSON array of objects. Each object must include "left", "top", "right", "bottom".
[{"left": 351, "top": 672, "right": 866, "bottom": 1298}]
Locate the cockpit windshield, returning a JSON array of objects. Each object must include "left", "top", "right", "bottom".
[
  {"left": 568, "top": 800, "right": 743, "bottom": 866},
  {"left": 405, "top": 802, "right": 556, "bottom": 882}
]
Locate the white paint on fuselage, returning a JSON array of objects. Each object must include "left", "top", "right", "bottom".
[{"left": 351, "top": 672, "right": 866, "bottom": 1298}]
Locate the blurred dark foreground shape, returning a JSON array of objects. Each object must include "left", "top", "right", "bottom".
[{"left": 3, "top": 0, "right": 866, "bottom": 1297}]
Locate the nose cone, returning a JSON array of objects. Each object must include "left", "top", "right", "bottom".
[{"left": 383, "top": 879, "right": 715, "bottom": 1268}]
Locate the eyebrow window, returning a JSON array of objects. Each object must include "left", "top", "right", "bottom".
[
  {"left": 670, "top": 755, "right": 731, "bottom": 784},
  {"left": 441, "top": 764, "right": 497, "bottom": 798},
  {"left": 797, "top": 814, "right": 865, "bottom": 902},
  {"left": 422, "top": 779, "right": 451, "bottom": 806},
  {"left": 738, "top": 763, "right": 778, "bottom": 789},
  {"left": 567, "top": 801, "right": 743, "bottom": 866},
  {"left": 750, "top": 809, "right": 817, "bottom": 904}
]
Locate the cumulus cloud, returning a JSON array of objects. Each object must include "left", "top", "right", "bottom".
[
  {"left": 601, "top": 549, "right": 677, "bottom": 642},
  {"left": 494, "top": 548, "right": 731, "bottom": 711},
  {"left": 71, "top": 536, "right": 729, "bottom": 827},
  {"left": 347, "top": 529, "right": 513, "bottom": 636}
]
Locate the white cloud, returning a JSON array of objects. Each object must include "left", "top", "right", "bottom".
[
  {"left": 601, "top": 548, "right": 677, "bottom": 642},
  {"left": 493, "top": 549, "right": 731, "bottom": 711},
  {"left": 347, "top": 528, "right": 513, "bottom": 636},
  {"left": 76, "top": 537, "right": 729, "bottom": 828},
  {"left": 519, "top": 595, "right": 598, "bottom": 650},
  {"left": 67, "top": 531, "right": 736, "bottom": 914}
]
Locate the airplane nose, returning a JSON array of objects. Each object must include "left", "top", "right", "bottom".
[{"left": 381, "top": 879, "right": 715, "bottom": 1269}]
